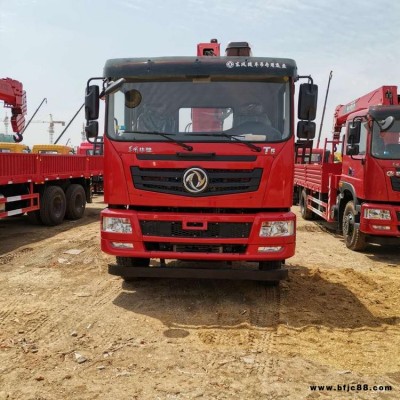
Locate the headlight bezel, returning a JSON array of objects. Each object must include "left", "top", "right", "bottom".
[
  {"left": 259, "top": 220, "right": 294, "bottom": 237},
  {"left": 363, "top": 209, "right": 391, "bottom": 221},
  {"left": 102, "top": 217, "right": 133, "bottom": 233}
]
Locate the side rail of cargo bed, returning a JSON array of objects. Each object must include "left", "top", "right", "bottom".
[
  {"left": 108, "top": 263, "right": 288, "bottom": 282},
  {"left": 0, "top": 192, "right": 39, "bottom": 219},
  {"left": 294, "top": 162, "right": 342, "bottom": 222},
  {"left": 0, "top": 153, "right": 103, "bottom": 185},
  {"left": 294, "top": 162, "right": 342, "bottom": 193}
]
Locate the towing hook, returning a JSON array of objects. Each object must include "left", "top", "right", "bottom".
[{"left": 13, "top": 133, "right": 23, "bottom": 143}]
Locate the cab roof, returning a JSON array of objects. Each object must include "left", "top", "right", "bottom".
[{"left": 103, "top": 56, "right": 297, "bottom": 81}]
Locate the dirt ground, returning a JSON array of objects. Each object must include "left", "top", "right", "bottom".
[{"left": 0, "top": 196, "right": 399, "bottom": 400}]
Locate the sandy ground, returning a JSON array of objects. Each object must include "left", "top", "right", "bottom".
[{"left": 0, "top": 196, "right": 399, "bottom": 400}]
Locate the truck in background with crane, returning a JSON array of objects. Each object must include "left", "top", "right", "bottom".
[
  {"left": 294, "top": 85, "right": 400, "bottom": 250},
  {"left": 0, "top": 77, "right": 103, "bottom": 225},
  {"left": 84, "top": 39, "right": 318, "bottom": 282}
]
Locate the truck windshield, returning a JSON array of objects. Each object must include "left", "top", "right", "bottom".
[
  {"left": 107, "top": 81, "right": 290, "bottom": 143},
  {"left": 371, "top": 117, "right": 400, "bottom": 159}
]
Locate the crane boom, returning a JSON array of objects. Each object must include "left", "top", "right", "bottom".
[
  {"left": 0, "top": 78, "right": 27, "bottom": 134},
  {"left": 332, "top": 85, "right": 398, "bottom": 140}
]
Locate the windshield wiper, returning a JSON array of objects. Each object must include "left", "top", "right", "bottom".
[
  {"left": 191, "top": 132, "right": 262, "bottom": 152},
  {"left": 124, "top": 131, "right": 193, "bottom": 151}
]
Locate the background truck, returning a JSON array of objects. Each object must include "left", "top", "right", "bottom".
[
  {"left": 0, "top": 142, "right": 30, "bottom": 153},
  {"left": 294, "top": 85, "right": 400, "bottom": 251},
  {"left": 84, "top": 39, "right": 318, "bottom": 281},
  {"left": 77, "top": 137, "right": 104, "bottom": 156},
  {"left": 77, "top": 138, "right": 104, "bottom": 194},
  {"left": 0, "top": 78, "right": 104, "bottom": 225},
  {"left": 31, "top": 144, "right": 74, "bottom": 154}
]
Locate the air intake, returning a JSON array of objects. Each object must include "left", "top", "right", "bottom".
[{"left": 225, "top": 41, "right": 252, "bottom": 56}]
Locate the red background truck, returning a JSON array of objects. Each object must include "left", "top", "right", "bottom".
[
  {"left": 294, "top": 86, "right": 400, "bottom": 250},
  {"left": 0, "top": 78, "right": 103, "bottom": 225},
  {"left": 84, "top": 39, "right": 318, "bottom": 281}
]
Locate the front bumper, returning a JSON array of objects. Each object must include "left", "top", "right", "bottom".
[
  {"left": 360, "top": 203, "right": 400, "bottom": 237},
  {"left": 108, "top": 263, "right": 288, "bottom": 281},
  {"left": 101, "top": 208, "right": 296, "bottom": 261}
]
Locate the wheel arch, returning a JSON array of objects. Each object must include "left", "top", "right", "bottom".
[{"left": 338, "top": 182, "right": 359, "bottom": 227}]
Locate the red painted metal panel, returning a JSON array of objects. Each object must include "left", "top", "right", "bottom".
[
  {"left": 294, "top": 163, "right": 342, "bottom": 193},
  {"left": 0, "top": 153, "right": 104, "bottom": 185}
]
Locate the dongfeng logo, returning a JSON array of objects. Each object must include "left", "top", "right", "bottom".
[
  {"left": 226, "top": 61, "right": 235, "bottom": 68},
  {"left": 183, "top": 168, "right": 209, "bottom": 193}
]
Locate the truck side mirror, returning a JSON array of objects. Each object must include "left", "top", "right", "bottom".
[
  {"left": 348, "top": 120, "right": 361, "bottom": 144},
  {"left": 297, "top": 121, "right": 316, "bottom": 139},
  {"left": 85, "top": 121, "right": 99, "bottom": 139},
  {"left": 298, "top": 83, "right": 318, "bottom": 121},
  {"left": 346, "top": 144, "right": 359, "bottom": 156},
  {"left": 85, "top": 85, "right": 100, "bottom": 121}
]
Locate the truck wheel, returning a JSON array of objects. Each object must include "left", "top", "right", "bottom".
[
  {"left": 65, "top": 184, "right": 86, "bottom": 220},
  {"left": 116, "top": 257, "right": 150, "bottom": 282},
  {"left": 259, "top": 261, "right": 281, "bottom": 286},
  {"left": 342, "top": 201, "right": 367, "bottom": 251},
  {"left": 300, "top": 189, "right": 313, "bottom": 220},
  {"left": 40, "top": 186, "right": 67, "bottom": 226},
  {"left": 27, "top": 210, "right": 42, "bottom": 225},
  {"left": 259, "top": 261, "right": 281, "bottom": 270}
]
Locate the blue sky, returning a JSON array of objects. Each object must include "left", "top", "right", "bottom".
[{"left": 1, "top": 0, "right": 399, "bottom": 147}]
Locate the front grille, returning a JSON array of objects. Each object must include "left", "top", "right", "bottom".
[
  {"left": 391, "top": 176, "right": 400, "bottom": 192},
  {"left": 144, "top": 242, "right": 247, "bottom": 254},
  {"left": 140, "top": 220, "right": 252, "bottom": 238},
  {"left": 131, "top": 167, "right": 262, "bottom": 196}
]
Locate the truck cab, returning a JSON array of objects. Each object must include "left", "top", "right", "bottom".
[
  {"left": 340, "top": 104, "right": 400, "bottom": 244},
  {"left": 0, "top": 142, "right": 30, "bottom": 153},
  {"left": 294, "top": 85, "right": 400, "bottom": 251},
  {"left": 77, "top": 137, "right": 104, "bottom": 156},
  {"left": 85, "top": 40, "right": 317, "bottom": 281}
]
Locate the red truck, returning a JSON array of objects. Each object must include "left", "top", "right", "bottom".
[
  {"left": 77, "top": 139, "right": 104, "bottom": 194},
  {"left": 77, "top": 137, "right": 103, "bottom": 156},
  {"left": 0, "top": 78, "right": 103, "bottom": 225},
  {"left": 294, "top": 85, "right": 400, "bottom": 250},
  {"left": 84, "top": 39, "right": 318, "bottom": 281}
]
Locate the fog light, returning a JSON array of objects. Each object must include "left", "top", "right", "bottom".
[
  {"left": 111, "top": 242, "right": 134, "bottom": 248},
  {"left": 371, "top": 225, "right": 391, "bottom": 231},
  {"left": 259, "top": 221, "right": 294, "bottom": 237},
  {"left": 103, "top": 217, "right": 132, "bottom": 233},
  {"left": 258, "top": 246, "right": 283, "bottom": 253}
]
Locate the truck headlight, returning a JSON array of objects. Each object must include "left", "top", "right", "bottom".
[
  {"left": 363, "top": 209, "right": 391, "bottom": 220},
  {"left": 259, "top": 221, "right": 294, "bottom": 237},
  {"left": 102, "top": 217, "right": 132, "bottom": 233}
]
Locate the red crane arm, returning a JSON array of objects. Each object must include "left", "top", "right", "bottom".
[
  {"left": 0, "top": 78, "right": 27, "bottom": 133},
  {"left": 332, "top": 86, "right": 398, "bottom": 140}
]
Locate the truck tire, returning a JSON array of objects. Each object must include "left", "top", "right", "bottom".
[
  {"left": 300, "top": 189, "right": 313, "bottom": 220},
  {"left": 259, "top": 260, "right": 281, "bottom": 286},
  {"left": 27, "top": 210, "right": 42, "bottom": 225},
  {"left": 116, "top": 257, "right": 150, "bottom": 282},
  {"left": 40, "top": 186, "right": 67, "bottom": 226},
  {"left": 65, "top": 184, "right": 86, "bottom": 220},
  {"left": 342, "top": 201, "right": 367, "bottom": 251},
  {"left": 259, "top": 261, "right": 281, "bottom": 270}
]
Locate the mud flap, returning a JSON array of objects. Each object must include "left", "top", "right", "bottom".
[{"left": 108, "top": 264, "right": 288, "bottom": 281}]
